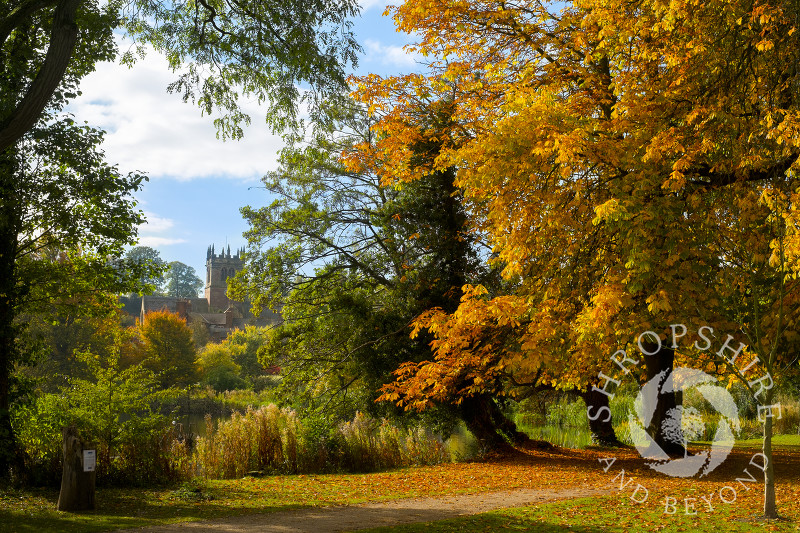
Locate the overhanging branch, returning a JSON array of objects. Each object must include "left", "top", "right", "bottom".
[{"left": 0, "top": 0, "right": 81, "bottom": 152}]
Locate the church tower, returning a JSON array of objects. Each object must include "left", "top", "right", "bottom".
[{"left": 204, "top": 244, "right": 245, "bottom": 311}]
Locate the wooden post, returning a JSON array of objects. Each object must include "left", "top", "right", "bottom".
[{"left": 57, "top": 426, "right": 95, "bottom": 511}]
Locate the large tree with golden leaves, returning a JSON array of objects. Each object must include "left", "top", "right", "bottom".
[{"left": 357, "top": 0, "right": 800, "bottom": 518}]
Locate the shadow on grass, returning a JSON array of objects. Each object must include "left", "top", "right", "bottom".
[
  {"left": 358, "top": 512, "right": 612, "bottom": 533},
  {"left": 0, "top": 486, "right": 303, "bottom": 533}
]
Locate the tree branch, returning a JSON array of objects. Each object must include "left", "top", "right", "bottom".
[
  {"left": 689, "top": 154, "right": 799, "bottom": 188},
  {"left": 0, "top": 0, "right": 81, "bottom": 151},
  {"left": 0, "top": 0, "right": 56, "bottom": 46}
]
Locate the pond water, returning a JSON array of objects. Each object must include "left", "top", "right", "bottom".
[
  {"left": 523, "top": 425, "right": 594, "bottom": 449},
  {"left": 172, "top": 411, "right": 597, "bottom": 453},
  {"left": 172, "top": 413, "right": 217, "bottom": 439}
]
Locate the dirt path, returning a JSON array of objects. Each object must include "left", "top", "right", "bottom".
[{"left": 115, "top": 486, "right": 611, "bottom": 533}]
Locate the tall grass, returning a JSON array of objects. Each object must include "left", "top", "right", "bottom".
[{"left": 193, "top": 406, "right": 450, "bottom": 479}]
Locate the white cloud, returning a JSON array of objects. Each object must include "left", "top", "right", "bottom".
[
  {"left": 363, "top": 38, "right": 421, "bottom": 69},
  {"left": 138, "top": 212, "right": 174, "bottom": 233},
  {"left": 69, "top": 45, "right": 282, "bottom": 181},
  {"left": 136, "top": 212, "right": 185, "bottom": 247},
  {"left": 137, "top": 236, "right": 187, "bottom": 247}
]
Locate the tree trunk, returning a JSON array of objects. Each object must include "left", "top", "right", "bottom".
[
  {"left": 642, "top": 343, "right": 685, "bottom": 457},
  {"left": 458, "top": 394, "right": 528, "bottom": 450},
  {"left": 763, "top": 390, "right": 778, "bottom": 519},
  {"left": 57, "top": 426, "right": 95, "bottom": 512},
  {"left": 0, "top": 152, "right": 20, "bottom": 478},
  {"left": 0, "top": 0, "right": 82, "bottom": 151},
  {"left": 580, "top": 387, "right": 623, "bottom": 446}
]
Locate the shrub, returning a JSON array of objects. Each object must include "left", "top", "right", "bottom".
[
  {"left": 197, "top": 344, "right": 245, "bottom": 392},
  {"left": 12, "top": 349, "right": 186, "bottom": 486}
]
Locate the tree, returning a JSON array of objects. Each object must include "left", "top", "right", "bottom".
[
  {"left": 0, "top": 120, "right": 145, "bottom": 475},
  {"left": 223, "top": 325, "right": 271, "bottom": 381},
  {"left": 13, "top": 330, "right": 177, "bottom": 485},
  {"left": 21, "top": 293, "right": 126, "bottom": 393},
  {"left": 0, "top": 0, "right": 361, "bottom": 151},
  {"left": 164, "top": 261, "right": 203, "bottom": 298},
  {"left": 231, "top": 101, "right": 519, "bottom": 442},
  {"left": 197, "top": 343, "right": 244, "bottom": 392},
  {"left": 355, "top": 0, "right": 800, "bottom": 517},
  {"left": 135, "top": 310, "right": 198, "bottom": 389},
  {"left": 125, "top": 246, "right": 166, "bottom": 294},
  {"left": 0, "top": 0, "right": 360, "bottom": 475}
]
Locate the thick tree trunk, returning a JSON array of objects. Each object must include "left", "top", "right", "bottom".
[
  {"left": 458, "top": 394, "right": 528, "bottom": 450},
  {"left": 580, "top": 387, "right": 623, "bottom": 446},
  {"left": 642, "top": 343, "right": 685, "bottom": 457},
  {"left": 57, "top": 426, "right": 95, "bottom": 511}
]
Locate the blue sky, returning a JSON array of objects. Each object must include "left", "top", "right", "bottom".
[{"left": 70, "top": 1, "right": 420, "bottom": 281}]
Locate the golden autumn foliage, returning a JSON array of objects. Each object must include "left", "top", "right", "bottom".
[
  {"left": 359, "top": 0, "right": 800, "bottom": 400},
  {"left": 357, "top": 0, "right": 800, "bottom": 517},
  {"left": 134, "top": 310, "right": 199, "bottom": 388}
]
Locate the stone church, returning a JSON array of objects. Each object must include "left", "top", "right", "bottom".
[
  {"left": 134, "top": 244, "right": 279, "bottom": 341},
  {"left": 204, "top": 243, "right": 245, "bottom": 311}
]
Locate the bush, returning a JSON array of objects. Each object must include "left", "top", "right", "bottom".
[
  {"left": 12, "top": 350, "right": 187, "bottom": 486},
  {"left": 197, "top": 344, "right": 245, "bottom": 392}
]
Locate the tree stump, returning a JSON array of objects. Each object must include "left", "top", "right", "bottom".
[{"left": 57, "top": 426, "right": 95, "bottom": 512}]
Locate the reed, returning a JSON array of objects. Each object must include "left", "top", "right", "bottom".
[{"left": 194, "top": 406, "right": 449, "bottom": 479}]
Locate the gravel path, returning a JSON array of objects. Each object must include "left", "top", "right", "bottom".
[{"left": 115, "top": 485, "right": 611, "bottom": 533}]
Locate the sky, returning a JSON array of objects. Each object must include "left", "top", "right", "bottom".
[{"left": 69, "top": 1, "right": 420, "bottom": 281}]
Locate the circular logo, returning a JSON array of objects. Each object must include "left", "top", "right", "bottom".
[{"left": 627, "top": 367, "right": 741, "bottom": 478}]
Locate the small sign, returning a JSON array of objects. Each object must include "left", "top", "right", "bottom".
[{"left": 83, "top": 449, "right": 96, "bottom": 472}]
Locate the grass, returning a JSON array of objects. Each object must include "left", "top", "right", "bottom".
[
  {"left": 358, "top": 495, "right": 800, "bottom": 533},
  {"left": 737, "top": 434, "right": 800, "bottom": 448},
  {"left": 2, "top": 439, "right": 798, "bottom": 532},
  {"left": 0, "top": 453, "right": 597, "bottom": 533}
]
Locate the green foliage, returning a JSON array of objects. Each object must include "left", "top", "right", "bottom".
[
  {"left": 544, "top": 399, "right": 587, "bottom": 430},
  {"left": 164, "top": 261, "right": 203, "bottom": 298},
  {"left": 20, "top": 296, "right": 129, "bottom": 393},
  {"left": 223, "top": 325, "right": 272, "bottom": 381},
  {"left": 120, "top": 0, "right": 362, "bottom": 134},
  {"left": 193, "top": 326, "right": 275, "bottom": 392},
  {"left": 197, "top": 344, "right": 244, "bottom": 392},
  {"left": 124, "top": 246, "right": 166, "bottom": 294},
  {"left": 194, "top": 405, "right": 449, "bottom": 479},
  {"left": 0, "top": 0, "right": 361, "bottom": 476},
  {"left": 188, "top": 318, "right": 211, "bottom": 350},
  {"left": 0, "top": 117, "right": 147, "bottom": 474},
  {"left": 12, "top": 346, "right": 182, "bottom": 486},
  {"left": 1, "top": 0, "right": 361, "bottom": 146},
  {"left": 232, "top": 103, "right": 488, "bottom": 421},
  {"left": 11, "top": 394, "right": 68, "bottom": 485}
]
